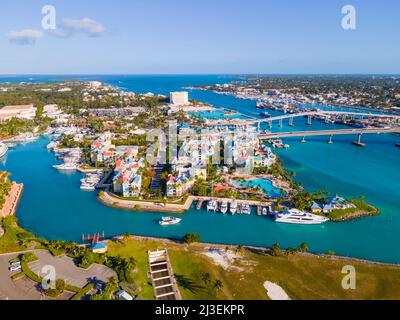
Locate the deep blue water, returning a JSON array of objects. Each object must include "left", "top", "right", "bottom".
[{"left": 1, "top": 75, "right": 399, "bottom": 263}]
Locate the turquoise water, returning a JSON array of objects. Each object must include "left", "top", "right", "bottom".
[
  {"left": 0, "top": 75, "right": 399, "bottom": 263},
  {"left": 233, "top": 178, "right": 283, "bottom": 199}
]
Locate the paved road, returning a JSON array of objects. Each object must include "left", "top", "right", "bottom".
[{"left": 0, "top": 250, "right": 116, "bottom": 300}]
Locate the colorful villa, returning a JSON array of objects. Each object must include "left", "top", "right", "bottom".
[{"left": 311, "top": 195, "right": 356, "bottom": 213}]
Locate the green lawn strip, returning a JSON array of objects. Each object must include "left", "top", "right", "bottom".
[
  {"left": 21, "top": 261, "right": 42, "bottom": 283},
  {"left": 71, "top": 283, "right": 94, "bottom": 300},
  {"left": 11, "top": 272, "right": 25, "bottom": 281},
  {"left": 107, "top": 237, "right": 400, "bottom": 300},
  {"left": 328, "top": 199, "right": 379, "bottom": 221}
]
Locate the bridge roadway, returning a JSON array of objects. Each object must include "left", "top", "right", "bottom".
[
  {"left": 205, "top": 110, "right": 400, "bottom": 126},
  {"left": 258, "top": 127, "right": 400, "bottom": 140}
]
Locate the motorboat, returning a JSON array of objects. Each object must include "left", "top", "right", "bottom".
[
  {"left": 241, "top": 204, "right": 251, "bottom": 215},
  {"left": 219, "top": 201, "right": 228, "bottom": 214},
  {"left": 53, "top": 163, "right": 78, "bottom": 171},
  {"left": 80, "top": 184, "right": 95, "bottom": 191},
  {"left": 207, "top": 200, "right": 218, "bottom": 212},
  {"left": 0, "top": 143, "right": 8, "bottom": 159},
  {"left": 159, "top": 216, "right": 182, "bottom": 226},
  {"left": 229, "top": 200, "right": 237, "bottom": 215},
  {"left": 274, "top": 209, "right": 329, "bottom": 225}
]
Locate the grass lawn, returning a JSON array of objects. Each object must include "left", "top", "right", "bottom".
[
  {"left": 328, "top": 199, "right": 379, "bottom": 221},
  {"left": 107, "top": 237, "right": 400, "bottom": 300},
  {"left": 0, "top": 216, "right": 40, "bottom": 254}
]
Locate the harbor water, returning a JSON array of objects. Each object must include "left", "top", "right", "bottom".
[{"left": 0, "top": 75, "right": 399, "bottom": 263}]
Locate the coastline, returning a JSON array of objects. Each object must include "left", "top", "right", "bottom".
[{"left": 111, "top": 233, "right": 400, "bottom": 268}]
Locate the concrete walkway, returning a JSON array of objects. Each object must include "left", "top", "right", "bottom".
[{"left": 99, "top": 192, "right": 272, "bottom": 214}]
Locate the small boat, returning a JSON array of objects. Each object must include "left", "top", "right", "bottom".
[
  {"left": 274, "top": 209, "right": 329, "bottom": 225},
  {"left": 262, "top": 208, "right": 268, "bottom": 216},
  {"left": 80, "top": 184, "right": 95, "bottom": 191},
  {"left": 219, "top": 201, "right": 228, "bottom": 214},
  {"left": 5, "top": 142, "right": 16, "bottom": 148},
  {"left": 53, "top": 163, "right": 78, "bottom": 171},
  {"left": 159, "top": 216, "right": 182, "bottom": 226},
  {"left": 0, "top": 143, "right": 9, "bottom": 159},
  {"left": 207, "top": 200, "right": 218, "bottom": 212},
  {"left": 230, "top": 200, "right": 237, "bottom": 215},
  {"left": 47, "top": 141, "right": 59, "bottom": 150},
  {"left": 242, "top": 204, "right": 251, "bottom": 215}
]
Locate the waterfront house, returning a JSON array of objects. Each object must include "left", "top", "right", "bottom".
[
  {"left": 166, "top": 169, "right": 195, "bottom": 198},
  {"left": 311, "top": 195, "right": 356, "bottom": 213}
]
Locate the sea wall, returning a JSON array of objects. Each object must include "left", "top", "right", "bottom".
[{"left": 0, "top": 182, "right": 23, "bottom": 218}]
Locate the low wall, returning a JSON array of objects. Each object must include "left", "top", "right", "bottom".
[{"left": 0, "top": 182, "right": 24, "bottom": 218}]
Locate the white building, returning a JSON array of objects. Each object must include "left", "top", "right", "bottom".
[
  {"left": 170, "top": 92, "right": 189, "bottom": 106},
  {"left": 0, "top": 105, "right": 37, "bottom": 122}
]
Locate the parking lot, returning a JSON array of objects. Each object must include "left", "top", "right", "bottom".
[{"left": 0, "top": 250, "right": 117, "bottom": 300}]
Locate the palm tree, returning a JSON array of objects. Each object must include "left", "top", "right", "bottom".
[
  {"left": 285, "top": 247, "right": 298, "bottom": 256},
  {"left": 299, "top": 243, "right": 309, "bottom": 253},
  {"left": 201, "top": 273, "right": 211, "bottom": 286},
  {"left": 213, "top": 280, "right": 223, "bottom": 293},
  {"left": 271, "top": 243, "right": 281, "bottom": 256}
]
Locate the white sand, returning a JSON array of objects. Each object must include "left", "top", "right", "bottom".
[
  {"left": 203, "top": 248, "right": 241, "bottom": 270},
  {"left": 263, "top": 281, "right": 291, "bottom": 300}
]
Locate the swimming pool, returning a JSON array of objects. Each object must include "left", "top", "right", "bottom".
[{"left": 233, "top": 178, "right": 284, "bottom": 198}]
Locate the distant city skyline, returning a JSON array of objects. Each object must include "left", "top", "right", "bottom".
[{"left": 1, "top": 0, "right": 399, "bottom": 74}]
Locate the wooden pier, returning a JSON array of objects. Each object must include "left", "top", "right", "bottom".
[{"left": 148, "top": 249, "right": 182, "bottom": 300}]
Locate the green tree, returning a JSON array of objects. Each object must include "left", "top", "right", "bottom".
[
  {"left": 213, "top": 280, "right": 224, "bottom": 293},
  {"left": 271, "top": 243, "right": 281, "bottom": 256},
  {"left": 299, "top": 243, "right": 309, "bottom": 253},
  {"left": 201, "top": 272, "right": 211, "bottom": 286},
  {"left": 183, "top": 233, "right": 201, "bottom": 244}
]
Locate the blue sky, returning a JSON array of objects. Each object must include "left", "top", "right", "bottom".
[{"left": 1, "top": 0, "right": 399, "bottom": 74}]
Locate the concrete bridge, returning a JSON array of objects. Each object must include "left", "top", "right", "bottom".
[
  {"left": 259, "top": 127, "right": 400, "bottom": 145},
  {"left": 205, "top": 110, "right": 400, "bottom": 128}
]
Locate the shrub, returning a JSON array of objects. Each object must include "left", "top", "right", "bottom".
[
  {"left": 21, "top": 261, "right": 41, "bottom": 283},
  {"left": 45, "top": 279, "right": 66, "bottom": 298},
  {"left": 183, "top": 233, "right": 201, "bottom": 244},
  {"left": 71, "top": 283, "right": 94, "bottom": 300},
  {"left": 21, "top": 252, "right": 39, "bottom": 263}
]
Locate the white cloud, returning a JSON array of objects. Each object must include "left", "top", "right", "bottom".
[
  {"left": 6, "top": 29, "right": 43, "bottom": 45},
  {"left": 48, "top": 18, "right": 106, "bottom": 38}
]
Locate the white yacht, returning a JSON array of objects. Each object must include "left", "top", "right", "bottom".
[
  {"left": 53, "top": 163, "right": 78, "bottom": 171},
  {"left": 0, "top": 143, "right": 8, "bottom": 159},
  {"left": 47, "top": 141, "right": 59, "bottom": 150},
  {"left": 229, "top": 200, "right": 237, "bottom": 215},
  {"left": 219, "top": 201, "right": 228, "bottom": 214},
  {"left": 159, "top": 216, "right": 182, "bottom": 226},
  {"left": 241, "top": 204, "right": 251, "bottom": 215},
  {"left": 80, "top": 184, "right": 95, "bottom": 191},
  {"left": 207, "top": 200, "right": 218, "bottom": 212},
  {"left": 274, "top": 209, "right": 329, "bottom": 225},
  {"left": 14, "top": 133, "right": 37, "bottom": 143}
]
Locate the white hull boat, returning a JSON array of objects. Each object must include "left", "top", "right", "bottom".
[
  {"left": 159, "top": 216, "right": 182, "bottom": 226},
  {"left": 274, "top": 209, "right": 329, "bottom": 225}
]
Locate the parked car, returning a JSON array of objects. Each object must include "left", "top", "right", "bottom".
[
  {"left": 9, "top": 264, "right": 22, "bottom": 272},
  {"left": 115, "top": 290, "right": 133, "bottom": 301}
]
